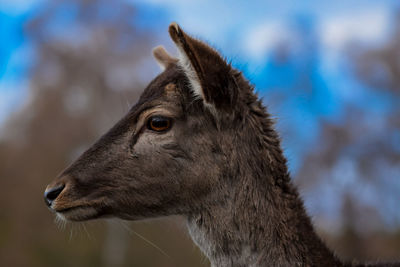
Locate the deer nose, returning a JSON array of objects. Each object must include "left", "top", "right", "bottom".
[{"left": 44, "top": 184, "right": 65, "bottom": 207}]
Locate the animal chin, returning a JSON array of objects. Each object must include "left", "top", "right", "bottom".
[{"left": 55, "top": 206, "right": 99, "bottom": 221}]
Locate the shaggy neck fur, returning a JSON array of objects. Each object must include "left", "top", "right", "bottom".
[{"left": 186, "top": 88, "right": 342, "bottom": 267}]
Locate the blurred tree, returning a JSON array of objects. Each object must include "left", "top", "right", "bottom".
[
  {"left": 0, "top": 0, "right": 205, "bottom": 266},
  {"left": 294, "top": 10, "right": 400, "bottom": 262},
  {"left": 256, "top": 15, "right": 337, "bottom": 174}
]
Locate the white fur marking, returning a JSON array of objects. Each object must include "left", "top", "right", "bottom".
[{"left": 176, "top": 46, "right": 204, "bottom": 100}]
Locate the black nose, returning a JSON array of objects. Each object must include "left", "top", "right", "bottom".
[{"left": 44, "top": 184, "right": 65, "bottom": 207}]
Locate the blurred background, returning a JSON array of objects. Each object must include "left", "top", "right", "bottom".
[{"left": 0, "top": 0, "right": 399, "bottom": 266}]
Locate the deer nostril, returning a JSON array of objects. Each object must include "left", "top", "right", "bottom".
[{"left": 44, "top": 184, "right": 65, "bottom": 207}]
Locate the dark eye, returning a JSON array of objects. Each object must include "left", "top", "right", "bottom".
[{"left": 147, "top": 116, "right": 172, "bottom": 132}]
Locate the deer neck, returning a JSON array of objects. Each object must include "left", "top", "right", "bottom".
[
  {"left": 187, "top": 165, "right": 341, "bottom": 267},
  {"left": 187, "top": 107, "right": 342, "bottom": 267}
]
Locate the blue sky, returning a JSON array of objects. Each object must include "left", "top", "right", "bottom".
[{"left": 0, "top": 0, "right": 39, "bottom": 125}]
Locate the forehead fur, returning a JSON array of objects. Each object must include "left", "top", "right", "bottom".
[{"left": 135, "top": 65, "right": 187, "bottom": 106}]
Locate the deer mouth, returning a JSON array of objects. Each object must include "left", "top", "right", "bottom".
[{"left": 54, "top": 205, "right": 101, "bottom": 221}]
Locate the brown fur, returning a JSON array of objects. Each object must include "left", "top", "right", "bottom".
[{"left": 45, "top": 23, "right": 400, "bottom": 267}]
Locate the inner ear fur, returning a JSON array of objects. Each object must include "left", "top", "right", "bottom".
[{"left": 168, "top": 22, "right": 238, "bottom": 111}]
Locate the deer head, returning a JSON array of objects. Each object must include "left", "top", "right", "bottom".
[{"left": 44, "top": 23, "right": 251, "bottom": 222}]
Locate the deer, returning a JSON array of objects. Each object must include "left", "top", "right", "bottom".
[{"left": 44, "top": 23, "right": 399, "bottom": 267}]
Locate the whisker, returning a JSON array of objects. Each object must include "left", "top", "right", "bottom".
[
  {"left": 54, "top": 214, "right": 67, "bottom": 230},
  {"left": 118, "top": 220, "right": 172, "bottom": 260},
  {"left": 81, "top": 222, "right": 93, "bottom": 240},
  {"left": 69, "top": 227, "right": 73, "bottom": 241}
]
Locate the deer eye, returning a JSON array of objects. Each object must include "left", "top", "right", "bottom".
[{"left": 147, "top": 116, "right": 172, "bottom": 132}]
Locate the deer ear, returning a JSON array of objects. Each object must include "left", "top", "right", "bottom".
[
  {"left": 168, "top": 23, "right": 238, "bottom": 111},
  {"left": 152, "top": 45, "right": 178, "bottom": 70}
]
